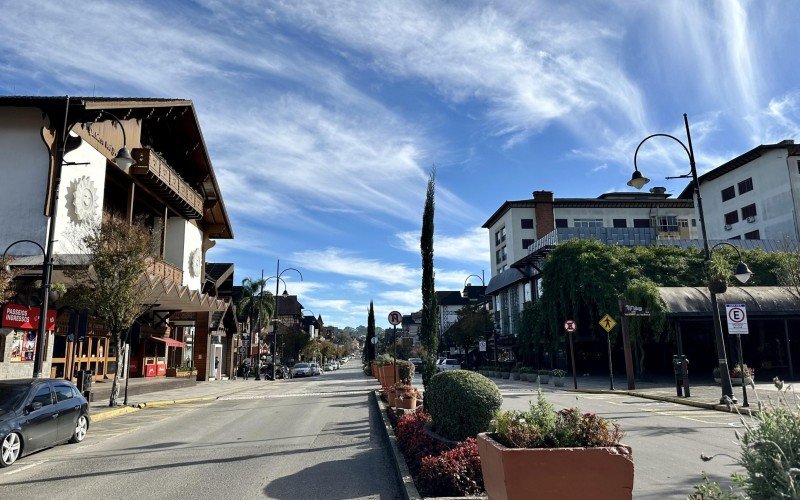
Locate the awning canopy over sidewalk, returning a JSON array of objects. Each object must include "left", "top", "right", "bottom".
[{"left": 658, "top": 286, "right": 800, "bottom": 318}]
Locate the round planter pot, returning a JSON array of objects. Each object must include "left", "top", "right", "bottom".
[
  {"left": 477, "top": 433, "right": 634, "bottom": 500},
  {"left": 396, "top": 396, "right": 417, "bottom": 410},
  {"left": 553, "top": 376, "right": 565, "bottom": 387},
  {"left": 387, "top": 389, "right": 397, "bottom": 407}
]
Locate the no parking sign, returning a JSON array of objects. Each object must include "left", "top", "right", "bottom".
[{"left": 725, "top": 304, "right": 749, "bottom": 335}]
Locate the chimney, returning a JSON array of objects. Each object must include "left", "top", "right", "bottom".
[
  {"left": 649, "top": 187, "right": 667, "bottom": 195},
  {"left": 533, "top": 190, "right": 555, "bottom": 238}
]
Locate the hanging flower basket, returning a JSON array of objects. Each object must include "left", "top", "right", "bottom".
[{"left": 708, "top": 279, "right": 728, "bottom": 294}]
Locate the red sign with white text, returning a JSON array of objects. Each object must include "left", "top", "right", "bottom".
[{"left": 1, "top": 304, "right": 57, "bottom": 331}]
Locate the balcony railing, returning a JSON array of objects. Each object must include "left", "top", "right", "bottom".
[
  {"left": 130, "top": 148, "right": 204, "bottom": 219},
  {"left": 147, "top": 257, "right": 184, "bottom": 284}
]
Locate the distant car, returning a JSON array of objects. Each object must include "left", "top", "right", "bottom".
[
  {"left": 333, "top": 361, "right": 340, "bottom": 370},
  {"left": 0, "top": 379, "right": 90, "bottom": 467},
  {"left": 435, "top": 358, "right": 446, "bottom": 371},
  {"left": 324, "top": 362, "right": 335, "bottom": 372},
  {"left": 437, "top": 359, "right": 461, "bottom": 372},
  {"left": 408, "top": 357, "right": 423, "bottom": 369},
  {"left": 309, "top": 363, "right": 322, "bottom": 376},
  {"left": 291, "top": 363, "right": 312, "bottom": 378}
]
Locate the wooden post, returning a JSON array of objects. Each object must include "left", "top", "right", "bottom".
[{"left": 619, "top": 298, "right": 636, "bottom": 390}]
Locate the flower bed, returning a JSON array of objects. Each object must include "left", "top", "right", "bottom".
[{"left": 391, "top": 406, "right": 485, "bottom": 497}]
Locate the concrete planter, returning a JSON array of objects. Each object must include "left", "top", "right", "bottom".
[
  {"left": 538, "top": 374, "right": 549, "bottom": 384},
  {"left": 553, "top": 376, "right": 565, "bottom": 387},
  {"left": 511, "top": 372, "right": 521, "bottom": 381},
  {"left": 477, "top": 433, "right": 633, "bottom": 500},
  {"left": 502, "top": 372, "right": 511, "bottom": 379}
]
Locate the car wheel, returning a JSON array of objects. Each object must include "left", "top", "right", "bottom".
[
  {"left": 0, "top": 432, "right": 22, "bottom": 467},
  {"left": 69, "top": 414, "right": 88, "bottom": 444}
]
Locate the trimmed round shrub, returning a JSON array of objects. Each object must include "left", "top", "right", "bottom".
[
  {"left": 397, "top": 360, "right": 415, "bottom": 384},
  {"left": 426, "top": 370, "right": 502, "bottom": 442}
]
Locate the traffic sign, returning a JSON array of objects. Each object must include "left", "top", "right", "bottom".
[
  {"left": 564, "top": 320, "right": 576, "bottom": 333},
  {"left": 725, "top": 304, "right": 749, "bottom": 335},
  {"left": 479, "top": 340, "right": 487, "bottom": 352},
  {"left": 388, "top": 311, "right": 403, "bottom": 325},
  {"left": 599, "top": 314, "right": 617, "bottom": 333},
  {"left": 238, "top": 346, "right": 247, "bottom": 356}
]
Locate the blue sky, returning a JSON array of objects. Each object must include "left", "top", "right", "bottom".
[{"left": 2, "top": 1, "right": 800, "bottom": 328}]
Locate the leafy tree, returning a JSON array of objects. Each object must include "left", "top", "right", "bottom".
[
  {"left": 420, "top": 169, "right": 438, "bottom": 388},
  {"left": 236, "top": 277, "right": 274, "bottom": 336},
  {"left": 448, "top": 304, "right": 491, "bottom": 368},
  {"left": 0, "top": 257, "right": 16, "bottom": 304},
  {"left": 66, "top": 216, "right": 154, "bottom": 407}
]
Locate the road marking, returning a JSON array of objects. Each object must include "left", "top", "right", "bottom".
[
  {"left": 1, "top": 460, "right": 47, "bottom": 476},
  {"left": 220, "top": 389, "right": 371, "bottom": 401}
]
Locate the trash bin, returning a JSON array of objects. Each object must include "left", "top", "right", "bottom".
[
  {"left": 76, "top": 369, "right": 93, "bottom": 402},
  {"left": 672, "top": 355, "right": 690, "bottom": 397}
]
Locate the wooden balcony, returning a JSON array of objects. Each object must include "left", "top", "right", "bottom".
[
  {"left": 130, "top": 148, "right": 204, "bottom": 219},
  {"left": 147, "top": 257, "right": 184, "bottom": 284}
]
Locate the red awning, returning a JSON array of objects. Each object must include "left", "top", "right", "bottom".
[{"left": 148, "top": 336, "right": 186, "bottom": 348}]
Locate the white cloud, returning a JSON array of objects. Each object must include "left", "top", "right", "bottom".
[
  {"left": 292, "top": 248, "right": 419, "bottom": 286},
  {"left": 397, "top": 227, "right": 488, "bottom": 265},
  {"left": 346, "top": 280, "right": 369, "bottom": 292}
]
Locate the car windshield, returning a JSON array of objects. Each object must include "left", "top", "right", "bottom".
[
  {"left": 0, "top": 383, "right": 29, "bottom": 413},
  {"left": 294, "top": 363, "right": 310, "bottom": 369}
]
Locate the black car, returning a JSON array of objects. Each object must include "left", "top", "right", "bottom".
[{"left": 0, "top": 379, "right": 90, "bottom": 467}]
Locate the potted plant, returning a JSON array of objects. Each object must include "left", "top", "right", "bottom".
[
  {"left": 511, "top": 366, "right": 521, "bottom": 381},
  {"left": 478, "top": 393, "right": 633, "bottom": 499},
  {"left": 519, "top": 367, "right": 528, "bottom": 382},
  {"left": 537, "top": 369, "right": 550, "bottom": 384},
  {"left": 502, "top": 367, "right": 511, "bottom": 379},
  {"left": 395, "top": 385, "right": 421, "bottom": 410},
  {"left": 551, "top": 369, "right": 567, "bottom": 387},
  {"left": 706, "top": 253, "right": 730, "bottom": 294}
]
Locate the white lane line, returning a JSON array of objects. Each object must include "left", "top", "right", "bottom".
[
  {"left": 220, "top": 389, "right": 371, "bottom": 400},
  {"left": 1, "top": 459, "right": 48, "bottom": 476}
]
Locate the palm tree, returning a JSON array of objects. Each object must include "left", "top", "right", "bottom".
[{"left": 237, "top": 277, "right": 275, "bottom": 335}]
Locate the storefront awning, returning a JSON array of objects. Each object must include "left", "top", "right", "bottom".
[
  {"left": 148, "top": 336, "right": 186, "bottom": 348},
  {"left": 659, "top": 286, "right": 800, "bottom": 318}
]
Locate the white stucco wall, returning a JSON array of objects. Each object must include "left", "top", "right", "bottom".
[
  {"left": 0, "top": 108, "right": 50, "bottom": 255},
  {"left": 52, "top": 137, "right": 108, "bottom": 255},
  {"left": 699, "top": 149, "right": 799, "bottom": 240},
  {"left": 164, "top": 217, "right": 204, "bottom": 291}
]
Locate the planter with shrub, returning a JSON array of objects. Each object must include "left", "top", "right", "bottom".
[
  {"left": 511, "top": 367, "right": 521, "bottom": 381},
  {"left": 478, "top": 392, "right": 632, "bottom": 499},
  {"left": 712, "top": 364, "right": 753, "bottom": 386},
  {"left": 395, "top": 385, "right": 421, "bottom": 410},
  {"left": 551, "top": 369, "right": 567, "bottom": 387},
  {"left": 425, "top": 370, "right": 503, "bottom": 442},
  {"left": 502, "top": 369, "right": 511, "bottom": 379},
  {"left": 537, "top": 370, "right": 550, "bottom": 384}
]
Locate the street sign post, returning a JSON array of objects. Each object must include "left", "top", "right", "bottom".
[
  {"left": 563, "top": 320, "right": 578, "bottom": 389},
  {"left": 598, "top": 314, "right": 616, "bottom": 390},
  {"left": 725, "top": 304, "right": 750, "bottom": 407},
  {"left": 388, "top": 311, "right": 402, "bottom": 385},
  {"left": 479, "top": 340, "right": 487, "bottom": 352}
]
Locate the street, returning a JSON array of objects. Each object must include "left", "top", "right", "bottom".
[{"left": 0, "top": 366, "right": 399, "bottom": 500}]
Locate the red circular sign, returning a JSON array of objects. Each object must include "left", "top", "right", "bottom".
[{"left": 563, "top": 320, "right": 576, "bottom": 333}]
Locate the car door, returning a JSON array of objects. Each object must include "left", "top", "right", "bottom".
[
  {"left": 53, "top": 383, "right": 81, "bottom": 442},
  {"left": 21, "top": 383, "right": 58, "bottom": 453}
]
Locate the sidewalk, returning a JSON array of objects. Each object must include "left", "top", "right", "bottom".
[
  {"left": 484, "top": 373, "right": 796, "bottom": 413},
  {"left": 88, "top": 379, "right": 266, "bottom": 422}
]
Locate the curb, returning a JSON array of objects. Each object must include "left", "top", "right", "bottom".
[
  {"left": 137, "top": 396, "right": 217, "bottom": 408},
  {"left": 91, "top": 405, "right": 140, "bottom": 422},
  {"left": 371, "top": 390, "right": 422, "bottom": 500},
  {"left": 563, "top": 387, "right": 758, "bottom": 414}
]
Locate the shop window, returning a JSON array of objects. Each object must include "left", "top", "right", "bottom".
[
  {"left": 612, "top": 219, "right": 627, "bottom": 228},
  {"left": 724, "top": 211, "right": 739, "bottom": 225},
  {"left": 521, "top": 219, "right": 533, "bottom": 229},
  {"left": 721, "top": 186, "right": 736, "bottom": 202},
  {"left": 738, "top": 178, "right": 753, "bottom": 195}
]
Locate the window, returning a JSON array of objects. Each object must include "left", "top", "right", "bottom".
[
  {"left": 738, "top": 178, "right": 753, "bottom": 195},
  {"left": 691, "top": 219, "right": 697, "bottom": 227},
  {"left": 495, "top": 249, "right": 502, "bottom": 264},
  {"left": 54, "top": 384, "right": 74, "bottom": 402},
  {"left": 522, "top": 239, "right": 535, "bottom": 250},
  {"left": 678, "top": 219, "right": 689, "bottom": 228},
  {"left": 633, "top": 219, "right": 650, "bottom": 228},
  {"left": 744, "top": 230, "right": 760, "bottom": 240},
  {"left": 724, "top": 211, "right": 739, "bottom": 225},
  {"left": 574, "top": 219, "right": 603, "bottom": 228},
  {"left": 652, "top": 215, "right": 678, "bottom": 232},
  {"left": 721, "top": 186, "right": 736, "bottom": 202},
  {"left": 521, "top": 219, "right": 533, "bottom": 229},
  {"left": 741, "top": 203, "right": 757, "bottom": 219},
  {"left": 501, "top": 247, "right": 507, "bottom": 261},
  {"left": 32, "top": 385, "right": 53, "bottom": 407},
  {"left": 728, "top": 235, "right": 742, "bottom": 240},
  {"left": 555, "top": 218, "right": 568, "bottom": 228},
  {"left": 494, "top": 227, "right": 506, "bottom": 245},
  {"left": 612, "top": 219, "right": 627, "bottom": 228}
]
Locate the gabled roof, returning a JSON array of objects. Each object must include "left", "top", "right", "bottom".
[
  {"left": 0, "top": 96, "right": 233, "bottom": 239},
  {"left": 679, "top": 140, "right": 800, "bottom": 198},
  {"left": 436, "top": 291, "right": 470, "bottom": 307}
]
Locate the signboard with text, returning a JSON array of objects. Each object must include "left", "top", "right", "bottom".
[
  {"left": 2, "top": 304, "right": 56, "bottom": 331},
  {"left": 725, "top": 304, "right": 749, "bottom": 335}
]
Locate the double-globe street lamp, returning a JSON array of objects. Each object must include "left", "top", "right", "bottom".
[
  {"left": 265, "top": 260, "right": 303, "bottom": 381},
  {"left": 629, "top": 113, "right": 749, "bottom": 404}
]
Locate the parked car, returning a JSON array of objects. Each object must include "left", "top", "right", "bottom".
[
  {"left": 0, "top": 379, "right": 90, "bottom": 467},
  {"left": 435, "top": 358, "right": 446, "bottom": 371},
  {"left": 291, "top": 363, "right": 312, "bottom": 378},
  {"left": 437, "top": 359, "right": 461, "bottom": 372},
  {"left": 309, "top": 363, "right": 322, "bottom": 376},
  {"left": 333, "top": 360, "right": 340, "bottom": 370},
  {"left": 324, "top": 362, "right": 335, "bottom": 372},
  {"left": 408, "top": 357, "right": 423, "bottom": 369}
]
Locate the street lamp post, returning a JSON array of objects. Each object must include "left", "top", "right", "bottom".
[
  {"left": 630, "top": 113, "right": 738, "bottom": 404},
  {"left": 267, "top": 260, "right": 303, "bottom": 381}
]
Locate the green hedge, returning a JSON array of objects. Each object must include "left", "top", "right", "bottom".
[{"left": 425, "top": 370, "right": 502, "bottom": 442}]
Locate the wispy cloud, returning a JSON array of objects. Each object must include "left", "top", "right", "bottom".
[
  {"left": 396, "top": 227, "right": 488, "bottom": 265},
  {"left": 292, "top": 248, "right": 419, "bottom": 286}
]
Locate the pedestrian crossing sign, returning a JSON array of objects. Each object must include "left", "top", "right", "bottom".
[{"left": 599, "top": 314, "right": 617, "bottom": 333}]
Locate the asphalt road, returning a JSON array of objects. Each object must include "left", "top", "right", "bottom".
[
  {"left": 499, "top": 387, "right": 745, "bottom": 499},
  {"left": 0, "top": 365, "right": 400, "bottom": 500}
]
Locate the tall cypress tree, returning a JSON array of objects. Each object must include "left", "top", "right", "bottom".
[
  {"left": 420, "top": 169, "right": 438, "bottom": 388},
  {"left": 367, "top": 300, "right": 376, "bottom": 362}
]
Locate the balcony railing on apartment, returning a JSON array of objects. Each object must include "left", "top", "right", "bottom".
[
  {"left": 527, "top": 227, "right": 658, "bottom": 254},
  {"left": 147, "top": 257, "right": 184, "bottom": 284},
  {"left": 130, "top": 148, "right": 204, "bottom": 219}
]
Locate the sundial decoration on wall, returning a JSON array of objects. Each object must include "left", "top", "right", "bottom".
[
  {"left": 67, "top": 176, "right": 98, "bottom": 224},
  {"left": 188, "top": 248, "right": 202, "bottom": 278}
]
